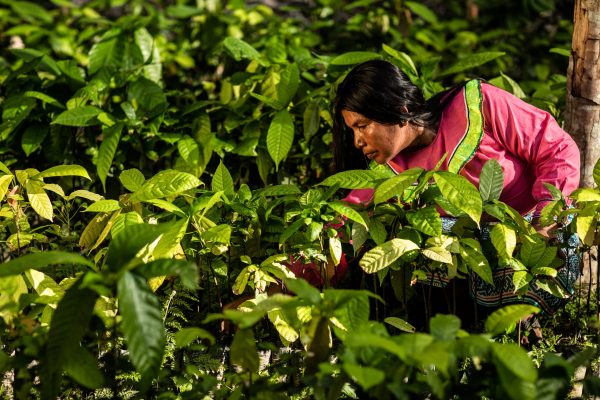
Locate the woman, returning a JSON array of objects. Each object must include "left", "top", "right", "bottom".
[{"left": 332, "top": 59, "right": 581, "bottom": 318}]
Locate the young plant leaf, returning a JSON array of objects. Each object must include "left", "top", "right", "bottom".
[
  {"left": 52, "top": 106, "right": 102, "bottom": 126},
  {"left": 97, "top": 123, "right": 123, "bottom": 191},
  {"left": 34, "top": 165, "right": 91, "bottom": 180},
  {"left": 230, "top": 328, "right": 259, "bottom": 373},
  {"left": 119, "top": 169, "right": 146, "bottom": 192},
  {"left": 84, "top": 199, "right": 121, "bottom": 213},
  {"left": 437, "top": 52, "right": 506, "bottom": 77},
  {"left": 267, "top": 109, "right": 294, "bottom": 171},
  {"left": 406, "top": 206, "right": 442, "bottom": 236},
  {"left": 479, "top": 159, "right": 504, "bottom": 202},
  {"left": 117, "top": 272, "right": 165, "bottom": 391},
  {"left": 434, "top": 171, "right": 482, "bottom": 225},
  {"left": 328, "top": 201, "right": 367, "bottom": 227},
  {"left": 320, "top": 169, "right": 387, "bottom": 189},
  {"left": 484, "top": 304, "right": 540, "bottom": 336},
  {"left": 330, "top": 51, "right": 380, "bottom": 65},
  {"left": 26, "top": 179, "right": 53, "bottom": 221},
  {"left": 129, "top": 170, "right": 201, "bottom": 202},
  {"left": 211, "top": 160, "right": 234, "bottom": 197},
  {"left": 373, "top": 168, "right": 421, "bottom": 204},
  {"left": 490, "top": 223, "right": 516, "bottom": 259},
  {"left": 0, "top": 251, "right": 95, "bottom": 277},
  {"left": 359, "top": 239, "right": 419, "bottom": 273}
]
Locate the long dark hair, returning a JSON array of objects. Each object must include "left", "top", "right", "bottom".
[{"left": 332, "top": 59, "right": 462, "bottom": 171}]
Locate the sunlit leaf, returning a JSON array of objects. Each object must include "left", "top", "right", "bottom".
[
  {"left": 97, "top": 123, "right": 122, "bottom": 191},
  {"left": 267, "top": 109, "right": 294, "bottom": 171},
  {"left": 485, "top": 304, "right": 540, "bottom": 336},
  {"left": 434, "top": 171, "right": 482, "bottom": 225},
  {"left": 52, "top": 106, "right": 102, "bottom": 127},
  {"left": 479, "top": 159, "right": 504, "bottom": 202},
  {"left": 26, "top": 179, "right": 53, "bottom": 221},
  {"left": 129, "top": 170, "right": 201, "bottom": 202},
  {"left": 330, "top": 51, "right": 380, "bottom": 65},
  {"left": 359, "top": 239, "right": 419, "bottom": 273}
]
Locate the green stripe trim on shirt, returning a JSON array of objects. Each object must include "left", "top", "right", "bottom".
[{"left": 447, "top": 80, "right": 485, "bottom": 174}]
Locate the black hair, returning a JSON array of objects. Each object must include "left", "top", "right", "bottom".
[{"left": 332, "top": 59, "right": 463, "bottom": 171}]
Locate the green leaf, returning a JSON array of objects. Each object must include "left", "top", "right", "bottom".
[
  {"left": 513, "top": 271, "right": 532, "bottom": 292},
  {"left": 136, "top": 259, "right": 198, "bottom": 290},
  {"left": 119, "top": 169, "right": 146, "bottom": 192},
  {"left": 359, "top": 239, "right": 419, "bottom": 273},
  {"left": 84, "top": 199, "right": 121, "bottom": 213},
  {"left": 429, "top": 314, "right": 461, "bottom": 341},
  {"left": 230, "top": 328, "right": 259, "bottom": 373},
  {"left": 343, "top": 363, "right": 385, "bottom": 390},
  {"left": 211, "top": 160, "right": 235, "bottom": 197},
  {"left": 437, "top": 52, "right": 506, "bottom": 77},
  {"left": 129, "top": 170, "right": 201, "bottom": 202},
  {"left": 594, "top": 158, "right": 600, "bottom": 188},
  {"left": 110, "top": 212, "right": 143, "bottom": 239},
  {"left": 52, "top": 106, "right": 102, "bottom": 127},
  {"left": 261, "top": 184, "right": 302, "bottom": 196},
  {"left": 434, "top": 171, "right": 482, "bottom": 225},
  {"left": 35, "top": 164, "right": 91, "bottom": 180},
  {"left": 21, "top": 125, "right": 48, "bottom": 156},
  {"left": 118, "top": 272, "right": 165, "bottom": 390},
  {"left": 10, "top": 1, "right": 53, "bottom": 23},
  {"left": 493, "top": 343, "right": 537, "bottom": 400},
  {"left": 174, "top": 327, "right": 215, "bottom": 348},
  {"left": 0, "top": 251, "right": 94, "bottom": 277},
  {"left": 223, "top": 37, "right": 266, "bottom": 65},
  {"left": 491, "top": 223, "right": 516, "bottom": 259},
  {"left": 459, "top": 242, "right": 493, "bottom": 285},
  {"left": 24, "top": 90, "right": 64, "bottom": 108},
  {"left": 330, "top": 51, "right": 381, "bottom": 66},
  {"left": 406, "top": 206, "right": 442, "bottom": 236},
  {"left": 479, "top": 159, "right": 504, "bottom": 202},
  {"left": 278, "top": 63, "right": 299, "bottom": 107},
  {"left": 520, "top": 240, "right": 546, "bottom": 267},
  {"left": 384, "top": 317, "right": 416, "bottom": 333},
  {"left": 320, "top": 169, "right": 388, "bottom": 189},
  {"left": 63, "top": 347, "right": 105, "bottom": 389},
  {"left": 330, "top": 236, "right": 342, "bottom": 266},
  {"left": 42, "top": 277, "right": 98, "bottom": 399},
  {"left": 267, "top": 109, "right": 294, "bottom": 171},
  {"left": 303, "top": 101, "right": 320, "bottom": 140},
  {"left": 484, "top": 304, "right": 540, "bottom": 336},
  {"left": 328, "top": 201, "right": 367, "bottom": 227},
  {"left": 202, "top": 224, "right": 232, "bottom": 244},
  {"left": 352, "top": 222, "right": 369, "bottom": 253},
  {"left": 26, "top": 179, "right": 53, "bottom": 221},
  {"left": 97, "top": 124, "right": 122, "bottom": 191},
  {"left": 283, "top": 277, "right": 322, "bottom": 305},
  {"left": 128, "top": 77, "right": 167, "bottom": 118},
  {"left": 405, "top": 1, "right": 438, "bottom": 24},
  {"left": 374, "top": 168, "right": 422, "bottom": 204},
  {"left": 177, "top": 135, "right": 200, "bottom": 166},
  {"left": 422, "top": 246, "right": 453, "bottom": 264},
  {"left": 382, "top": 44, "right": 418, "bottom": 75},
  {"left": 0, "top": 174, "right": 13, "bottom": 202},
  {"left": 368, "top": 219, "right": 387, "bottom": 245}
]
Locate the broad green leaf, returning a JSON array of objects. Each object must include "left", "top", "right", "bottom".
[
  {"left": 279, "top": 217, "right": 307, "bottom": 243},
  {"left": 211, "top": 160, "right": 234, "bottom": 197},
  {"left": 520, "top": 240, "right": 546, "bottom": 267},
  {"left": 85, "top": 199, "right": 121, "bottom": 213},
  {"left": 268, "top": 308, "right": 299, "bottom": 344},
  {"left": 278, "top": 63, "right": 299, "bottom": 107},
  {"left": 174, "top": 327, "right": 215, "bottom": 348},
  {"left": 479, "top": 159, "right": 504, "bottom": 202},
  {"left": 330, "top": 236, "right": 342, "bottom": 266},
  {"left": 531, "top": 266, "right": 557, "bottom": 277},
  {"left": 513, "top": 270, "right": 532, "bottom": 292},
  {"left": 110, "top": 211, "right": 143, "bottom": 240},
  {"left": 382, "top": 44, "right": 418, "bottom": 75},
  {"left": 405, "top": 1, "right": 438, "bottom": 23},
  {"left": 177, "top": 135, "right": 200, "bottom": 166},
  {"left": 328, "top": 201, "right": 367, "bottom": 227},
  {"left": 422, "top": 246, "right": 453, "bottom": 264},
  {"left": 119, "top": 169, "right": 145, "bottom": 192},
  {"left": 459, "top": 243, "right": 493, "bottom": 285},
  {"left": 0, "top": 161, "right": 11, "bottom": 175},
  {"left": 128, "top": 77, "right": 167, "bottom": 118},
  {"left": 63, "top": 347, "right": 105, "bottom": 389},
  {"left": 90, "top": 209, "right": 121, "bottom": 252},
  {"left": 369, "top": 219, "right": 387, "bottom": 245},
  {"left": 434, "top": 171, "right": 482, "bottom": 225},
  {"left": 437, "top": 52, "right": 506, "bottom": 77},
  {"left": 374, "top": 168, "right": 422, "bottom": 204},
  {"left": 384, "top": 317, "right": 416, "bottom": 333},
  {"left": 26, "top": 179, "right": 53, "bottom": 221},
  {"left": 97, "top": 124, "right": 122, "bottom": 191},
  {"left": 88, "top": 29, "right": 122, "bottom": 75},
  {"left": 230, "top": 328, "right": 259, "bottom": 373},
  {"left": 0, "top": 251, "right": 94, "bottom": 277},
  {"left": 118, "top": 272, "right": 165, "bottom": 390},
  {"left": 79, "top": 213, "right": 111, "bottom": 249},
  {"left": 10, "top": 1, "right": 53, "bottom": 23},
  {"left": 430, "top": 314, "right": 461, "bottom": 341},
  {"left": 491, "top": 223, "right": 516, "bottom": 259},
  {"left": 136, "top": 259, "right": 198, "bottom": 290},
  {"left": 144, "top": 199, "right": 186, "bottom": 217},
  {"left": 485, "top": 304, "right": 540, "bottom": 336},
  {"left": 134, "top": 27, "right": 162, "bottom": 83},
  {"left": 321, "top": 169, "right": 388, "bottom": 189},
  {"left": 571, "top": 188, "right": 600, "bottom": 202},
  {"left": 35, "top": 165, "right": 91, "bottom": 180},
  {"left": 359, "top": 239, "right": 419, "bottom": 273},
  {"left": 232, "top": 267, "right": 250, "bottom": 295},
  {"left": 330, "top": 51, "right": 380, "bottom": 66},
  {"left": 406, "top": 206, "right": 442, "bottom": 236},
  {"left": 129, "top": 170, "right": 201, "bottom": 202},
  {"left": 303, "top": 101, "right": 320, "bottom": 140},
  {"left": 343, "top": 363, "right": 385, "bottom": 390},
  {"left": 499, "top": 72, "right": 526, "bottom": 99},
  {"left": 492, "top": 343, "right": 537, "bottom": 382},
  {"left": 43, "top": 183, "right": 65, "bottom": 198},
  {"left": 261, "top": 184, "right": 301, "bottom": 196},
  {"left": 24, "top": 91, "right": 64, "bottom": 108},
  {"left": 52, "top": 106, "right": 102, "bottom": 127},
  {"left": 283, "top": 277, "right": 322, "bottom": 305},
  {"left": 0, "top": 174, "right": 14, "bottom": 202},
  {"left": 576, "top": 204, "right": 597, "bottom": 246},
  {"left": 202, "top": 224, "right": 231, "bottom": 244},
  {"left": 267, "top": 109, "right": 294, "bottom": 171},
  {"left": 223, "top": 37, "right": 266, "bottom": 66},
  {"left": 42, "top": 277, "right": 98, "bottom": 399},
  {"left": 352, "top": 222, "right": 369, "bottom": 253},
  {"left": 21, "top": 125, "right": 47, "bottom": 156}
]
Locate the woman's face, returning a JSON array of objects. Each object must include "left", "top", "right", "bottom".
[{"left": 341, "top": 110, "right": 420, "bottom": 164}]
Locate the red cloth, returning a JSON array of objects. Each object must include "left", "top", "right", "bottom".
[{"left": 344, "top": 83, "right": 580, "bottom": 215}]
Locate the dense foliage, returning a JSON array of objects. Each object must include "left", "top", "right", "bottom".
[{"left": 0, "top": 0, "right": 599, "bottom": 399}]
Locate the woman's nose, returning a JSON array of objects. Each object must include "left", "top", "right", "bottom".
[{"left": 354, "top": 132, "right": 365, "bottom": 149}]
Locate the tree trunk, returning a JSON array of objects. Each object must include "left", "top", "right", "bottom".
[
  {"left": 565, "top": 0, "right": 600, "bottom": 286},
  {"left": 565, "top": 0, "right": 600, "bottom": 188}
]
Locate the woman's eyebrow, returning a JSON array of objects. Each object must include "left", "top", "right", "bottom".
[{"left": 351, "top": 118, "right": 370, "bottom": 127}]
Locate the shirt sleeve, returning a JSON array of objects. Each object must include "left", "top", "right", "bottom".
[{"left": 480, "top": 83, "right": 580, "bottom": 214}]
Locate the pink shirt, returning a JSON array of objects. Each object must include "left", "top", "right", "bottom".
[{"left": 345, "top": 83, "right": 580, "bottom": 215}]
